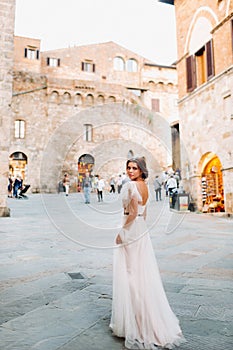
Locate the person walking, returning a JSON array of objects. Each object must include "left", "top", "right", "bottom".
[
  {"left": 82, "top": 173, "right": 92, "bottom": 204},
  {"left": 96, "top": 175, "right": 105, "bottom": 202},
  {"left": 117, "top": 175, "right": 123, "bottom": 194},
  {"left": 109, "top": 177, "right": 116, "bottom": 193},
  {"left": 154, "top": 175, "right": 162, "bottom": 201},
  {"left": 110, "top": 157, "right": 185, "bottom": 349}
]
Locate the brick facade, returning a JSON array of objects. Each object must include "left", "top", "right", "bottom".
[{"left": 173, "top": 0, "right": 233, "bottom": 213}]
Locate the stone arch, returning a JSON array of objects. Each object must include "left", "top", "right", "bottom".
[
  {"left": 85, "top": 94, "right": 94, "bottom": 106},
  {"left": 185, "top": 7, "right": 218, "bottom": 54},
  {"left": 49, "top": 90, "right": 59, "bottom": 103},
  {"left": 97, "top": 95, "right": 105, "bottom": 104},
  {"left": 198, "top": 152, "right": 225, "bottom": 212},
  {"left": 9, "top": 151, "right": 28, "bottom": 181},
  {"left": 39, "top": 104, "right": 172, "bottom": 192},
  {"left": 62, "top": 92, "right": 71, "bottom": 104},
  {"left": 148, "top": 81, "right": 156, "bottom": 91},
  {"left": 108, "top": 96, "right": 116, "bottom": 103},
  {"left": 74, "top": 93, "right": 82, "bottom": 106}
]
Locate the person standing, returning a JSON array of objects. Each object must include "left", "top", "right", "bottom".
[
  {"left": 154, "top": 175, "right": 162, "bottom": 201},
  {"left": 110, "top": 157, "right": 185, "bottom": 349},
  {"left": 166, "top": 174, "right": 177, "bottom": 195},
  {"left": 117, "top": 175, "right": 123, "bottom": 194},
  {"left": 63, "top": 173, "right": 70, "bottom": 196},
  {"left": 8, "top": 175, "right": 13, "bottom": 198},
  {"left": 82, "top": 173, "right": 92, "bottom": 204},
  {"left": 13, "top": 175, "right": 23, "bottom": 198}
]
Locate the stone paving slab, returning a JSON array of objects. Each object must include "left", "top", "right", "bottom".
[{"left": 0, "top": 193, "right": 233, "bottom": 350}]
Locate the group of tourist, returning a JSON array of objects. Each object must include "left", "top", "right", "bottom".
[{"left": 8, "top": 174, "right": 23, "bottom": 198}]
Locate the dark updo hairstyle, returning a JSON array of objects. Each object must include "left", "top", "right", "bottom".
[{"left": 126, "top": 156, "right": 149, "bottom": 180}]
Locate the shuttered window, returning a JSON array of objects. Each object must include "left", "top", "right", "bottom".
[
  {"left": 24, "top": 48, "right": 40, "bottom": 60},
  {"left": 206, "top": 39, "right": 214, "bottom": 80},
  {"left": 47, "top": 57, "right": 61, "bottom": 67},
  {"left": 151, "top": 98, "right": 160, "bottom": 112},
  {"left": 186, "top": 55, "right": 196, "bottom": 92},
  {"left": 81, "top": 62, "right": 95, "bottom": 72}
]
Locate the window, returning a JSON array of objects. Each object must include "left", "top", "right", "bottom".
[
  {"left": 81, "top": 62, "right": 95, "bottom": 73},
  {"left": 24, "top": 48, "right": 39, "bottom": 60},
  {"left": 126, "top": 59, "right": 138, "bottom": 72},
  {"left": 47, "top": 57, "right": 60, "bottom": 67},
  {"left": 186, "top": 39, "right": 214, "bottom": 92},
  {"left": 151, "top": 98, "right": 160, "bottom": 112},
  {"left": 84, "top": 124, "right": 93, "bottom": 142},
  {"left": 15, "top": 120, "right": 25, "bottom": 138},
  {"left": 113, "top": 56, "right": 125, "bottom": 71}
]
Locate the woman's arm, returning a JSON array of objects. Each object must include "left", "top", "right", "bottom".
[{"left": 116, "top": 197, "right": 138, "bottom": 244}]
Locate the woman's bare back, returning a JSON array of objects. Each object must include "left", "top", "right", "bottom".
[{"left": 135, "top": 181, "right": 148, "bottom": 205}]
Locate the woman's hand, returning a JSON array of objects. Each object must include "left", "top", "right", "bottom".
[{"left": 116, "top": 234, "right": 123, "bottom": 245}]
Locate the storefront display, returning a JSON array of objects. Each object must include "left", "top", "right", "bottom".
[{"left": 201, "top": 156, "right": 224, "bottom": 213}]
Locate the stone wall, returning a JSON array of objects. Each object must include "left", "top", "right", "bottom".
[
  {"left": 174, "top": 0, "right": 233, "bottom": 213},
  {"left": 0, "top": 0, "right": 15, "bottom": 216}
]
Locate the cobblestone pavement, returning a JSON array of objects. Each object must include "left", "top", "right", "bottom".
[{"left": 0, "top": 191, "right": 233, "bottom": 350}]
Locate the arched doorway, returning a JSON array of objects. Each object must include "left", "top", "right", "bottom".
[
  {"left": 201, "top": 153, "right": 224, "bottom": 212},
  {"left": 9, "top": 152, "right": 28, "bottom": 181},
  {"left": 78, "top": 154, "right": 95, "bottom": 191}
]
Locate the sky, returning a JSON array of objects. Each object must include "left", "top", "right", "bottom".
[{"left": 14, "top": 0, "right": 177, "bottom": 65}]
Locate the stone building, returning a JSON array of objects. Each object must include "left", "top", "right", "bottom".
[
  {"left": 10, "top": 36, "right": 178, "bottom": 193},
  {"left": 160, "top": 0, "right": 233, "bottom": 214},
  {"left": 0, "top": 0, "right": 15, "bottom": 216}
]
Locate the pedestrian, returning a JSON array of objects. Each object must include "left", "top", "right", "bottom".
[
  {"left": 122, "top": 172, "right": 130, "bottom": 185},
  {"left": 96, "top": 175, "right": 105, "bottom": 202},
  {"left": 166, "top": 174, "right": 177, "bottom": 195},
  {"left": 13, "top": 175, "right": 23, "bottom": 198},
  {"left": 117, "top": 174, "right": 123, "bottom": 194},
  {"left": 154, "top": 175, "right": 162, "bottom": 201},
  {"left": 109, "top": 177, "right": 116, "bottom": 193},
  {"left": 63, "top": 173, "right": 70, "bottom": 196},
  {"left": 82, "top": 173, "right": 92, "bottom": 204},
  {"left": 110, "top": 157, "right": 185, "bottom": 349},
  {"left": 8, "top": 175, "right": 13, "bottom": 198}
]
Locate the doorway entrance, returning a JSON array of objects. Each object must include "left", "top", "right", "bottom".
[
  {"left": 9, "top": 152, "right": 28, "bottom": 181},
  {"left": 201, "top": 154, "right": 224, "bottom": 212}
]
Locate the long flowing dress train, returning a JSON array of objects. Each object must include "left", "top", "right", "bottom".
[{"left": 110, "top": 181, "right": 186, "bottom": 349}]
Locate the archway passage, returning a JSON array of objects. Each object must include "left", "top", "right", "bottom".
[
  {"left": 201, "top": 155, "right": 224, "bottom": 213},
  {"left": 78, "top": 154, "right": 95, "bottom": 191},
  {"left": 9, "top": 152, "right": 28, "bottom": 180}
]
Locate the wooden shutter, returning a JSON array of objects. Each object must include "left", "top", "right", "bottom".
[
  {"left": 81, "top": 62, "right": 84, "bottom": 71},
  {"left": 58, "top": 58, "right": 60, "bottom": 67},
  {"left": 151, "top": 98, "right": 160, "bottom": 112},
  {"left": 206, "top": 39, "right": 214, "bottom": 79},
  {"left": 93, "top": 64, "right": 95, "bottom": 72},
  {"left": 36, "top": 50, "right": 40, "bottom": 59},
  {"left": 24, "top": 48, "right": 28, "bottom": 58},
  {"left": 47, "top": 57, "right": 50, "bottom": 66},
  {"left": 186, "top": 55, "right": 196, "bottom": 92}
]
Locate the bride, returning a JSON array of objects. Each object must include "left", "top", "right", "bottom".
[{"left": 110, "top": 157, "right": 185, "bottom": 349}]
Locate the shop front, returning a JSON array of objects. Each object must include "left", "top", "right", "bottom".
[
  {"left": 9, "top": 152, "right": 27, "bottom": 181},
  {"left": 77, "top": 154, "right": 95, "bottom": 191},
  {"left": 201, "top": 154, "right": 224, "bottom": 213}
]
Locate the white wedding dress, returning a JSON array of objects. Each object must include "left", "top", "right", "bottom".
[{"left": 110, "top": 181, "right": 185, "bottom": 349}]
